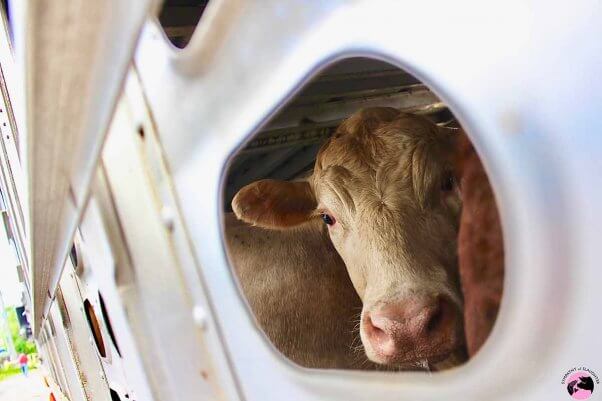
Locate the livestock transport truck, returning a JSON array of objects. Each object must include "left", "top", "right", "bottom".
[{"left": 0, "top": 1, "right": 601, "bottom": 400}]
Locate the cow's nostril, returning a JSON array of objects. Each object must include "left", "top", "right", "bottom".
[
  {"left": 426, "top": 297, "right": 455, "bottom": 336},
  {"left": 365, "top": 312, "right": 398, "bottom": 357},
  {"left": 426, "top": 301, "right": 444, "bottom": 333},
  {"left": 369, "top": 317, "right": 384, "bottom": 333},
  {"left": 367, "top": 313, "right": 389, "bottom": 340}
]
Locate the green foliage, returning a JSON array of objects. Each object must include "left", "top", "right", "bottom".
[
  {"left": 0, "top": 365, "right": 21, "bottom": 381},
  {"left": 0, "top": 307, "right": 38, "bottom": 382},
  {"left": 3, "top": 307, "right": 37, "bottom": 355},
  {"left": 14, "top": 336, "right": 36, "bottom": 354},
  {"left": 0, "top": 361, "right": 37, "bottom": 382}
]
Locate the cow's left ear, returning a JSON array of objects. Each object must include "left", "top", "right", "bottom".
[{"left": 232, "top": 179, "right": 317, "bottom": 229}]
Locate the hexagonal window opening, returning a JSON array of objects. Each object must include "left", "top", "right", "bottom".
[{"left": 222, "top": 57, "right": 504, "bottom": 372}]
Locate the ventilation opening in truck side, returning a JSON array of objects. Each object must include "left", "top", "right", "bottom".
[
  {"left": 84, "top": 299, "right": 107, "bottom": 358},
  {"left": 99, "top": 292, "right": 122, "bottom": 358},
  {"left": 222, "top": 57, "right": 504, "bottom": 371},
  {"left": 158, "top": 0, "right": 210, "bottom": 49}
]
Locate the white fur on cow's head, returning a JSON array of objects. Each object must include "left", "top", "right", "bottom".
[{"left": 232, "top": 107, "right": 464, "bottom": 367}]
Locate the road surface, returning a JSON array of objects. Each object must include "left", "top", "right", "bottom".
[{"left": 0, "top": 370, "right": 50, "bottom": 401}]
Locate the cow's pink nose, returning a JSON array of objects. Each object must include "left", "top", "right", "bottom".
[{"left": 364, "top": 296, "right": 457, "bottom": 362}]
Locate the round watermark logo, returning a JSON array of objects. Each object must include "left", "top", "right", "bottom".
[{"left": 562, "top": 367, "right": 599, "bottom": 400}]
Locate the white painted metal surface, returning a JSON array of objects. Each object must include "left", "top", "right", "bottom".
[
  {"left": 48, "top": 299, "right": 87, "bottom": 401},
  {"left": 58, "top": 260, "right": 112, "bottom": 401},
  {"left": 77, "top": 196, "right": 156, "bottom": 401},
  {"left": 15, "top": 0, "right": 157, "bottom": 331},
  {"left": 0, "top": 3, "right": 28, "bottom": 281},
  {"left": 134, "top": 1, "right": 602, "bottom": 400},
  {"left": 96, "top": 79, "right": 238, "bottom": 401}
]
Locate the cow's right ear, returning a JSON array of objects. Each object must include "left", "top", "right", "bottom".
[{"left": 232, "top": 179, "right": 317, "bottom": 229}]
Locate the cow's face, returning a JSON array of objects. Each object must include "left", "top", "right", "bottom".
[{"left": 233, "top": 108, "right": 465, "bottom": 368}]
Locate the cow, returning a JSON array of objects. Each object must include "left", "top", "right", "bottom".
[
  {"left": 225, "top": 213, "right": 374, "bottom": 369},
  {"left": 455, "top": 133, "right": 504, "bottom": 356},
  {"left": 230, "top": 107, "right": 467, "bottom": 370}
]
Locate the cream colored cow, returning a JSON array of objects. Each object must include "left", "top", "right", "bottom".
[
  {"left": 225, "top": 214, "right": 372, "bottom": 369},
  {"left": 231, "top": 108, "right": 465, "bottom": 369}
]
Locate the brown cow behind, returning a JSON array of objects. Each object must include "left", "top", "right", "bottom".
[{"left": 455, "top": 132, "right": 504, "bottom": 356}]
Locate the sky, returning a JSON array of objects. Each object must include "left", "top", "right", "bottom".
[{"left": 0, "top": 216, "right": 22, "bottom": 306}]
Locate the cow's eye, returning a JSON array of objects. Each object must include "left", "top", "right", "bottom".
[
  {"left": 320, "top": 213, "right": 336, "bottom": 226},
  {"left": 441, "top": 171, "right": 455, "bottom": 192}
]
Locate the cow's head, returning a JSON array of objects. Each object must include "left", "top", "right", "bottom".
[{"left": 232, "top": 107, "right": 464, "bottom": 367}]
